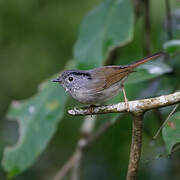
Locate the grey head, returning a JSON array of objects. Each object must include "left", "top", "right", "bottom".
[
  {"left": 52, "top": 68, "right": 123, "bottom": 104},
  {"left": 52, "top": 70, "right": 92, "bottom": 93}
]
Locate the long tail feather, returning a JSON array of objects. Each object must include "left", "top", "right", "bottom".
[{"left": 128, "top": 52, "right": 166, "bottom": 69}]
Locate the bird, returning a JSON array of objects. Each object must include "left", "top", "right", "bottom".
[{"left": 52, "top": 52, "right": 165, "bottom": 111}]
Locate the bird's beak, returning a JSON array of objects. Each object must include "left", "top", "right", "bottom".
[{"left": 51, "top": 77, "right": 62, "bottom": 83}]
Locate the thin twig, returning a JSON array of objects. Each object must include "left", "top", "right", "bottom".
[
  {"left": 53, "top": 152, "right": 80, "bottom": 180},
  {"left": 153, "top": 104, "right": 179, "bottom": 139},
  {"left": 126, "top": 113, "right": 144, "bottom": 180},
  {"left": 165, "top": 0, "right": 173, "bottom": 40},
  {"left": 71, "top": 149, "right": 82, "bottom": 180}
]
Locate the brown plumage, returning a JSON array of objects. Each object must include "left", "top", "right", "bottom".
[{"left": 90, "top": 52, "right": 165, "bottom": 92}]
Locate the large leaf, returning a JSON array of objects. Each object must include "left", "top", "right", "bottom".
[
  {"left": 162, "top": 111, "right": 180, "bottom": 154},
  {"left": 2, "top": 80, "right": 68, "bottom": 177},
  {"left": 74, "top": 0, "right": 134, "bottom": 69}
]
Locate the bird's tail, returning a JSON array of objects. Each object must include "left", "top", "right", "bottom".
[{"left": 128, "top": 52, "right": 166, "bottom": 69}]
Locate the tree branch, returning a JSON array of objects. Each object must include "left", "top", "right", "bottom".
[
  {"left": 55, "top": 92, "right": 180, "bottom": 180},
  {"left": 126, "top": 113, "right": 144, "bottom": 180},
  {"left": 67, "top": 92, "right": 180, "bottom": 180},
  {"left": 68, "top": 92, "right": 180, "bottom": 116}
]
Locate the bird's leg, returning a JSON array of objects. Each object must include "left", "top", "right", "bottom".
[{"left": 122, "top": 85, "right": 130, "bottom": 112}]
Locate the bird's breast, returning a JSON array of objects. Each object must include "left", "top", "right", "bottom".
[{"left": 69, "top": 81, "right": 122, "bottom": 104}]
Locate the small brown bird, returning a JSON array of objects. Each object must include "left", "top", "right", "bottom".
[{"left": 52, "top": 52, "right": 165, "bottom": 111}]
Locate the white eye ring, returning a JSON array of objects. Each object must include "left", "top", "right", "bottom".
[{"left": 68, "top": 76, "right": 73, "bottom": 82}]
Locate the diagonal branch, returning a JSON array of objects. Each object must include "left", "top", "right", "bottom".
[{"left": 68, "top": 92, "right": 180, "bottom": 116}]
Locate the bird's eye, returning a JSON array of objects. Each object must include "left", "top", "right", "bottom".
[{"left": 68, "top": 76, "right": 73, "bottom": 82}]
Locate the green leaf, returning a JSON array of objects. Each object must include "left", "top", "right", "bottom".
[
  {"left": 74, "top": 0, "right": 134, "bottom": 69},
  {"left": 163, "top": 40, "right": 180, "bottom": 55},
  {"left": 2, "top": 80, "right": 68, "bottom": 177},
  {"left": 162, "top": 111, "right": 180, "bottom": 154},
  {"left": 126, "top": 60, "right": 172, "bottom": 85}
]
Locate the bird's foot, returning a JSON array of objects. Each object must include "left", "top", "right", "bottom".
[{"left": 88, "top": 104, "right": 97, "bottom": 116}]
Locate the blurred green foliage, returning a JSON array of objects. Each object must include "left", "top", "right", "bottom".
[
  {"left": 74, "top": 0, "right": 133, "bottom": 69},
  {"left": 0, "top": 0, "right": 180, "bottom": 180},
  {"left": 163, "top": 111, "right": 180, "bottom": 154},
  {"left": 2, "top": 80, "right": 69, "bottom": 178}
]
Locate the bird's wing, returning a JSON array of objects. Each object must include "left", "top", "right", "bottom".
[{"left": 86, "top": 66, "right": 134, "bottom": 93}]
